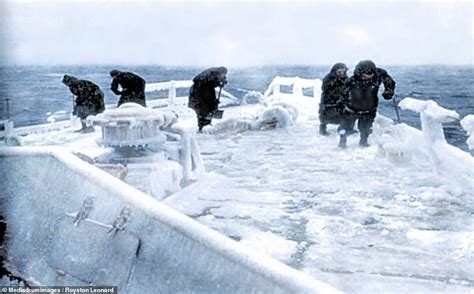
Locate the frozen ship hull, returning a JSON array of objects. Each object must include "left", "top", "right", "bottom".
[{"left": 0, "top": 147, "right": 339, "bottom": 293}]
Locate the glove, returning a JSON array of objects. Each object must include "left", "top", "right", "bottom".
[
  {"left": 382, "top": 92, "right": 393, "bottom": 100},
  {"left": 219, "top": 80, "right": 228, "bottom": 87},
  {"left": 335, "top": 101, "right": 345, "bottom": 113},
  {"left": 205, "top": 112, "right": 214, "bottom": 120}
]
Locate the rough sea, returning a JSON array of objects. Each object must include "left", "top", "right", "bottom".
[{"left": 0, "top": 65, "right": 473, "bottom": 150}]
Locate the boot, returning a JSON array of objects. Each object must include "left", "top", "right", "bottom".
[
  {"left": 319, "top": 124, "right": 329, "bottom": 136},
  {"left": 359, "top": 133, "right": 369, "bottom": 147},
  {"left": 338, "top": 135, "right": 347, "bottom": 149}
]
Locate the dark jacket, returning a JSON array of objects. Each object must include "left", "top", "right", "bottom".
[
  {"left": 63, "top": 75, "right": 105, "bottom": 117},
  {"left": 111, "top": 72, "right": 146, "bottom": 107},
  {"left": 343, "top": 60, "right": 396, "bottom": 112},
  {"left": 321, "top": 63, "right": 348, "bottom": 108},
  {"left": 188, "top": 67, "right": 227, "bottom": 116}
]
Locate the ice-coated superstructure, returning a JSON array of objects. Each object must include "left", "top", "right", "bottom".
[
  {"left": 84, "top": 102, "right": 203, "bottom": 198},
  {"left": 379, "top": 98, "right": 474, "bottom": 193},
  {"left": 263, "top": 76, "right": 322, "bottom": 100},
  {"left": 263, "top": 76, "right": 322, "bottom": 122},
  {"left": 200, "top": 76, "right": 318, "bottom": 134},
  {"left": 87, "top": 102, "right": 177, "bottom": 148}
]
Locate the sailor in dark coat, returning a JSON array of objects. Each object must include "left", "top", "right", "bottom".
[
  {"left": 188, "top": 67, "right": 228, "bottom": 131},
  {"left": 62, "top": 75, "right": 105, "bottom": 132},
  {"left": 110, "top": 70, "right": 146, "bottom": 107},
  {"left": 337, "top": 60, "right": 396, "bottom": 148},
  {"left": 319, "top": 63, "right": 349, "bottom": 135}
]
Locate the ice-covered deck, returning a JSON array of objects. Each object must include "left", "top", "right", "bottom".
[
  {"left": 1, "top": 76, "right": 473, "bottom": 293},
  {"left": 159, "top": 78, "right": 473, "bottom": 293},
  {"left": 167, "top": 126, "right": 472, "bottom": 293}
]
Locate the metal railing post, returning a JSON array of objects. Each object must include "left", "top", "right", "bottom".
[
  {"left": 6, "top": 98, "right": 10, "bottom": 120},
  {"left": 169, "top": 81, "right": 176, "bottom": 108}
]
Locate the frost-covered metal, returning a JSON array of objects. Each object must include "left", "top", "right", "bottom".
[
  {"left": 0, "top": 147, "right": 340, "bottom": 294},
  {"left": 87, "top": 103, "right": 177, "bottom": 148}
]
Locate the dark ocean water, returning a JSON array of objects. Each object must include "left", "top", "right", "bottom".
[{"left": 0, "top": 65, "right": 473, "bottom": 150}]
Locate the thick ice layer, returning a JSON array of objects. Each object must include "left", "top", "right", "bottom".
[
  {"left": 263, "top": 76, "right": 321, "bottom": 123},
  {"left": 88, "top": 103, "right": 177, "bottom": 128},
  {"left": 85, "top": 103, "right": 177, "bottom": 148},
  {"left": 164, "top": 94, "right": 473, "bottom": 293},
  {"left": 461, "top": 114, "right": 474, "bottom": 150},
  {"left": 389, "top": 98, "right": 474, "bottom": 193},
  {"left": 46, "top": 110, "right": 68, "bottom": 123},
  {"left": 241, "top": 91, "right": 264, "bottom": 105},
  {"left": 0, "top": 147, "right": 339, "bottom": 293},
  {"left": 263, "top": 76, "right": 322, "bottom": 99},
  {"left": 202, "top": 103, "right": 298, "bottom": 134}
]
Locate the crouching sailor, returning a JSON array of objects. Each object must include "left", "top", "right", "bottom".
[
  {"left": 319, "top": 63, "right": 349, "bottom": 135},
  {"left": 62, "top": 74, "right": 105, "bottom": 132},
  {"left": 337, "top": 60, "right": 396, "bottom": 148},
  {"left": 110, "top": 70, "right": 146, "bottom": 107},
  {"left": 188, "top": 67, "right": 228, "bottom": 132}
]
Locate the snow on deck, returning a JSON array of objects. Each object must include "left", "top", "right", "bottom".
[
  {"left": 162, "top": 91, "right": 473, "bottom": 293},
  {"left": 15, "top": 125, "right": 111, "bottom": 159}
]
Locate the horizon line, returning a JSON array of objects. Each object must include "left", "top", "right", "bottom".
[{"left": 1, "top": 63, "right": 473, "bottom": 68}]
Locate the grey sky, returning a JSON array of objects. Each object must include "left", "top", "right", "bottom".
[{"left": 1, "top": 0, "right": 473, "bottom": 66}]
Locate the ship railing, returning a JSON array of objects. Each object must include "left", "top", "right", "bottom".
[
  {"left": 0, "top": 80, "right": 237, "bottom": 137},
  {"left": 381, "top": 97, "right": 474, "bottom": 192},
  {"left": 145, "top": 80, "right": 238, "bottom": 109},
  {"left": 263, "top": 76, "right": 322, "bottom": 99}
]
